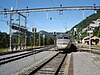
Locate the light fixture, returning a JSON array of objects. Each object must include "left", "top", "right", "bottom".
[
  {"left": 4, "top": 8, "right": 7, "bottom": 18},
  {"left": 59, "top": 4, "right": 63, "bottom": 15},
  {"left": 26, "top": 6, "right": 29, "bottom": 17}
]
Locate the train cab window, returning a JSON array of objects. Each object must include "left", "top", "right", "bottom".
[
  {"left": 57, "top": 37, "right": 63, "bottom": 39},
  {"left": 64, "top": 37, "right": 69, "bottom": 39},
  {"left": 57, "top": 36, "right": 69, "bottom": 39}
]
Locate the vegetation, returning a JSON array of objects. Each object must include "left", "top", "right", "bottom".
[
  {"left": 0, "top": 31, "right": 54, "bottom": 50},
  {"left": 30, "top": 32, "right": 54, "bottom": 46},
  {"left": 70, "top": 10, "right": 100, "bottom": 39},
  {"left": 0, "top": 31, "right": 9, "bottom": 48},
  {"left": 93, "top": 26, "right": 100, "bottom": 37}
]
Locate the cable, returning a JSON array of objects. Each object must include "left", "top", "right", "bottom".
[
  {"left": 82, "top": 9, "right": 85, "bottom": 19},
  {"left": 51, "top": 0, "right": 55, "bottom": 6},
  {"left": 32, "top": 13, "right": 48, "bottom": 30},
  {"left": 16, "top": 0, "right": 18, "bottom": 9},
  {"left": 1, "top": 0, "right": 11, "bottom": 9},
  {"left": 0, "top": 7, "right": 5, "bottom": 10},
  {"left": 50, "top": 0, "right": 67, "bottom": 32}
]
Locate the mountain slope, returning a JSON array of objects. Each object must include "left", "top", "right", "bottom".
[{"left": 70, "top": 10, "right": 100, "bottom": 38}]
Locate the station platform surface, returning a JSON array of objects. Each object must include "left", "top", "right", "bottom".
[{"left": 72, "top": 52, "right": 100, "bottom": 75}]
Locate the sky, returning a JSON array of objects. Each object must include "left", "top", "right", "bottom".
[{"left": 0, "top": 0, "right": 100, "bottom": 33}]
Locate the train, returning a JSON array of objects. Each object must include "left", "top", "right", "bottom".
[{"left": 56, "top": 34, "right": 72, "bottom": 51}]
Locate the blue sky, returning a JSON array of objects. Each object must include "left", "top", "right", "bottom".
[{"left": 0, "top": 0, "right": 100, "bottom": 33}]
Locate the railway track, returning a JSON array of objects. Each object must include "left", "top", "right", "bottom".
[
  {"left": 27, "top": 52, "right": 67, "bottom": 75},
  {"left": 0, "top": 46, "right": 52, "bottom": 65}
]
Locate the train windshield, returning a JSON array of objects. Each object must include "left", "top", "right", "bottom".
[
  {"left": 64, "top": 37, "right": 69, "bottom": 39},
  {"left": 57, "top": 37, "right": 69, "bottom": 39},
  {"left": 57, "top": 37, "right": 63, "bottom": 39}
]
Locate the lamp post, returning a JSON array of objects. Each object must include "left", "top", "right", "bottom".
[
  {"left": 39, "top": 33, "right": 41, "bottom": 47},
  {"left": 53, "top": 32, "right": 56, "bottom": 47},
  {"left": 43, "top": 35, "right": 45, "bottom": 46},
  {"left": 87, "top": 26, "right": 92, "bottom": 50},
  {"left": 74, "top": 28, "right": 77, "bottom": 43},
  {"left": 89, "top": 38, "right": 91, "bottom": 50},
  {"left": 9, "top": 13, "right": 12, "bottom": 51},
  {"left": 31, "top": 35, "right": 33, "bottom": 48},
  {"left": 32, "top": 28, "right": 36, "bottom": 48}
]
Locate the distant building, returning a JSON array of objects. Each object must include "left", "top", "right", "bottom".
[
  {"left": 81, "top": 18, "right": 100, "bottom": 44},
  {"left": 82, "top": 36, "right": 100, "bottom": 45},
  {"left": 87, "top": 26, "right": 94, "bottom": 36},
  {"left": 91, "top": 19, "right": 100, "bottom": 27},
  {"left": 82, "top": 18, "right": 100, "bottom": 37}
]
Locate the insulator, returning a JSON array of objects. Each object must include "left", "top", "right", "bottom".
[
  {"left": 4, "top": 8, "right": 7, "bottom": 18},
  {"left": 59, "top": 4, "right": 63, "bottom": 15},
  {"left": 26, "top": 12, "right": 29, "bottom": 17},
  {"left": 50, "top": 18, "right": 52, "bottom": 20},
  {"left": 26, "top": 6, "right": 29, "bottom": 17},
  {"left": 11, "top": 7, "right": 14, "bottom": 11},
  {"left": 59, "top": 10, "right": 63, "bottom": 15},
  {"left": 94, "top": 4, "right": 97, "bottom": 14},
  {"left": 4, "top": 14, "right": 7, "bottom": 18}
]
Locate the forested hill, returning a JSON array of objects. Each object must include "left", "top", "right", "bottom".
[
  {"left": 70, "top": 10, "right": 100, "bottom": 38},
  {"left": 71, "top": 10, "right": 100, "bottom": 31}
]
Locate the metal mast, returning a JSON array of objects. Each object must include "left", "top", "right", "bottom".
[{"left": 0, "top": 6, "right": 100, "bottom": 14}]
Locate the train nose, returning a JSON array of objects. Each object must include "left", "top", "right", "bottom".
[{"left": 57, "top": 43, "right": 68, "bottom": 49}]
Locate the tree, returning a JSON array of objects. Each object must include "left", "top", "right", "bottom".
[
  {"left": 93, "top": 27, "right": 100, "bottom": 37},
  {"left": 0, "top": 31, "right": 9, "bottom": 48},
  {"left": 46, "top": 36, "right": 54, "bottom": 45}
]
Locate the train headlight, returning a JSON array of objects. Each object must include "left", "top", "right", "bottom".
[{"left": 63, "top": 43, "right": 67, "bottom": 45}]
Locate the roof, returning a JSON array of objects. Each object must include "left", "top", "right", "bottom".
[{"left": 91, "top": 36, "right": 99, "bottom": 40}]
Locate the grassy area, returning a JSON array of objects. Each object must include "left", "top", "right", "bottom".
[
  {"left": 0, "top": 45, "right": 52, "bottom": 53},
  {"left": 94, "top": 44, "right": 100, "bottom": 48},
  {"left": 0, "top": 46, "right": 41, "bottom": 53},
  {"left": 0, "top": 48, "right": 9, "bottom": 53}
]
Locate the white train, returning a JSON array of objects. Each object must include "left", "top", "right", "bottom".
[{"left": 56, "top": 34, "right": 72, "bottom": 51}]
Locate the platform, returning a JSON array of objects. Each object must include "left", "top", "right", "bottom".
[{"left": 71, "top": 52, "right": 100, "bottom": 75}]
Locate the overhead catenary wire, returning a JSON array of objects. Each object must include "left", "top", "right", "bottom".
[
  {"left": 0, "top": 19, "right": 10, "bottom": 25},
  {"left": 46, "top": 11, "right": 49, "bottom": 20},
  {"left": 0, "top": 0, "right": 13, "bottom": 11},
  {"left": 82, "top": 9, "right": 85, "bottom": 19},
  {"left": 50, "top": 0, "right": 67, "bottom": 32},
  {"left": 27, "top": 12, "right": 48, "bottom": 31},
  {"left": 51, "top": 0, "right": 55, "bottom": 6},
  {"left": 0, "top": 7, "right": 5, "bottom": 10}
]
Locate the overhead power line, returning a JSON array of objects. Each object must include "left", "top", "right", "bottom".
[
  {"left": 50, "top": 0, "right": 67, "bottom": 31},
  {"left": 51, "top": 0, "right": 55, "bottom": 6}
]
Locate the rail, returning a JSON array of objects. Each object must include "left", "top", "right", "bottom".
[
  {"left": 0, "top": 47, "right": 52, "bottom": 65},
  {"left": 27, "top": 52, "right": 67, "bottom": 75}
]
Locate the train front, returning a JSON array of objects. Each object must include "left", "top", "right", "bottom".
[{"left": 56, "top": 37, "right": 71, "bottom": 50}]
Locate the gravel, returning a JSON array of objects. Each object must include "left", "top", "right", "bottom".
[{"left": 0, "top": 51, "right": 53, "bottom": 75}]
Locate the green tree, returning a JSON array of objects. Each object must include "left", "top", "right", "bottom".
[
  {"left": 93, "top": 26, "right": 100, "bottom": 37},
  {"left": 0, "top": 31, "right": 9, "bottom": 48}
]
